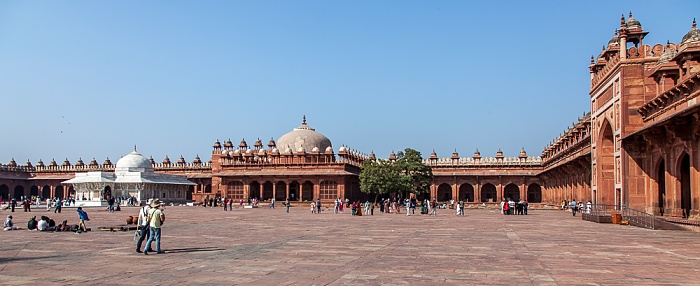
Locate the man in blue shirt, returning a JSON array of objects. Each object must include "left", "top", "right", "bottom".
[{"left": 76, "top": 206, "right": 89, "bottom": 232}]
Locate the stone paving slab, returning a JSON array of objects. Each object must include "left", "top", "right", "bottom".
[{"left": 1, "top": 206, "right": 699, "bottom": 285}]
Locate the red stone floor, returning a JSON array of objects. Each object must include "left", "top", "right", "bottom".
[{"left": 1, "top": 205, "right": 699, "bottom": 285}]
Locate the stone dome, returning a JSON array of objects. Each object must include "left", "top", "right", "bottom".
[
  {"left": 626, "top": 13, "right": 641, "bottom": 29},
  {"left": 115, "top": 147, "right": 153, "bottom": 172},
  {"left": 681, "top": 19, "right": 699, "bottom": 46},
  {"left": 276, "top": 116, "right": 332, "bottom": 154},
  {"left": 607, "top": 31, "right": 619, "bottom": 47}
]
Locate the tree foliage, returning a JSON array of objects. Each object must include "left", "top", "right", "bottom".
[{"left": 359, "top": 148, "right": 433, "bottom": 198}]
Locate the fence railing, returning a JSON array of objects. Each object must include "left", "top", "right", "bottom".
[
  {"left": 582, "top": 204, "right": 657, "bottom": 230},
  {"left": 621, "top": 206, "right": 656, "bottom": 230}
]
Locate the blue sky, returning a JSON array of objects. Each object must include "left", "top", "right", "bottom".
[{"left": 0, "top": 1, "right": 697, "bottom": 164}]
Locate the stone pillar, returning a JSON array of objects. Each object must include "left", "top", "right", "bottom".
[
  {"left": 243, "top": 183, "right": 250, "bottom": 200},
  {"left": 285, "top": 183, "right": 290, "bottom": 201},
  {"left": 272, "top": 182, "right": 276, "bottom": 201},
  {"left": 452, "top": 183, "right": 458, "bottom": 202},
  {"left": 474, "top": 183, "right": 481, "bottom": 203},
  {"left": 620, "top": 36, "right": 627, "bottom": 60},
  {"left": 496, "top": 183, "right": 503, "bottom": 202}
]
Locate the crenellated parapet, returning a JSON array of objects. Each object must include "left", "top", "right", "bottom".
[
  {"left": 541, "top": 112, "right": 591, "bottom": 168},
  {"left": 421, "top": 149, "right": 542, "bottom": 168}
]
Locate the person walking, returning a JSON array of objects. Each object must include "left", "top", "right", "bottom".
[
  {"left": 136, "top": 203, "right": 154, "bottom": 253},
  {"left": 144, "top": 199, "right": 165, "bottom": 255},
  {"left": 270, "top": 198, "right": 275, "bottom": 209},
  {"left": 285, "top": 197, "right": 290, "bottom": 213},
  {"left": 430, "top": 199, "right": 437, "bottom": 216},
  {"left": 76, "top": 206, "right": 90, "bottom": 232},
  {"left": 570, "top": 199, "right": 578, "bottom": 216},
  {"left": 315, "top": 199, "right": 321, "bottom": 214},
  {"left": 54, "top": 198, "right": 62, "bottom": 213}
]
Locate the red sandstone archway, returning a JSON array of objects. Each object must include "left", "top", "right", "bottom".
[
  {"left": 656, "top": 159, "right": 666, "bottom": 216},
  {"left": 459, "top": 184, "right": 474, "bottom": 202},
  {"left": 275, "top": 181, "right": 287, "bottom": 201},
  {"left": 14, "top": 185, "right": 25, "bottom": 199},
  {"left": 679, "top": 153, "right": 691, "bottom": 218},
  {"left": 527, "top": 184, "right": 542, "bottom": 203},
  {"left": 289, "top": 181, "right": 300, "bottom": 201},
  {"left": 437, "top": 183, "right": 452, "bottom": 202},
  {"left": 30, "top": 185, "right": 39, "bottom": 198},
  {"left": 249, "top": 181, "right": 261, "bottom": 199},
  {"left": 262, "top": 181, "right": 274, "bottom": 200},
  {"left": 481, "top": 183, "right": 496, "bottom": 202},
  {"left": 0, "top": 184, "right": 9, "bottom": 201},
  {"left": 597, "top": 120, "right": 615, "bottom": 206},
  {"left": 42, "top": 185, "right": 51, "bottom": 199},
  {"left": 301, "top": 181, "right": 314, "bottom": 201},
  {"left": 504, "top": 184, "right": 520, "bottom": 201}
]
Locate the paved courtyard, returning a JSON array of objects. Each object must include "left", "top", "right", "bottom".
[{"left": 1, "top": 204, "right": 699, "bottom": 285}]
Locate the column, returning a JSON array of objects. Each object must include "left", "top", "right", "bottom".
[{"left": 272, "top": 182, "right": 276, "bottom": 201}]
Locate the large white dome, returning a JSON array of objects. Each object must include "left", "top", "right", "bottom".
[
  {"left": 115, "top": 148, "right": 154, "bottom": 172},
  {"left": 276, "top": 116, "right": 332, "bottom": 153}
]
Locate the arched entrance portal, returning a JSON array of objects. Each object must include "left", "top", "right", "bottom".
[
  {"left": 459, "top": 184, "right": 474, "bottom": 202},
  {"left": 437, "top": 183, "right": 452, "bottom": 202},
  {"left": 0, "top": 185, "right": 9, "bottom": 201},
  {"left": 527, "top": 184, "right": 542, "bottom": 203},
  {"left": 42, "top": 185, "right": 51, "bottom": 199},
  {"left": 481, "top": 183, "right": 496, "bottom": 202},
  {"left": 657, "top": 159, "right": 666, "bottom": 216},
  {"left": 680, "top": 154, "right": 691, "bottom": 219},
  {"left": 289, "top": 181, "right": 299, "bottom": 201},
  {"left": 302, "top": 181, "right": 314, "bottom": 201},
  {"left": 262, "top": 181, "right": 273, "bottom": 200},
  {"left": 14, "top": 186, "right": 25, "bottom": 199},
  {"left": 275, "top": 182, "right": 287, "bottom": 201},
  {"left": 30, "top": 185, "right": 39, "bottom": 197},
  {"left": 249, "top": 181, "right": 261, "bottom": 199},
  {"left": 597, "top": 121, "right": 615, "bottom": 205},
  {"left": 504, "top": 184, "right": 519, "bottom": 201}
]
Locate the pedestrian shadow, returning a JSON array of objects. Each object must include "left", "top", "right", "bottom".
[
  {"left": 164, "top": 247, "right": 225, "bottom": 254},
  {"left": 0, "top": 255, "right": 61, "bottom": 263}
]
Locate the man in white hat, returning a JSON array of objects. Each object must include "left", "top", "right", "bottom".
[{"left": 144, "top": 199, "right": 165, "bottom": 255}]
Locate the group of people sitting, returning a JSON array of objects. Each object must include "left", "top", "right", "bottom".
[{"left": 3, "top": 206, "right": 90, "bottom": 233}]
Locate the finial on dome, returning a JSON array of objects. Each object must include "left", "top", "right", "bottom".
[
  {"left": 629, "top": 11, "right": 632, "bottom": 18},
  {"left": 134, "top": 145, "right": 137, "bottom": 152},
  {"left": 302, "top": 115, "right": 307, "bottom": 124},
  {"left": 590, "top": 55, "right": 594, "bottom": 64},
  {"left": 620, "top": 14, "right": 626, "bottom": 26},
  {"left": 693, "top": 18, "right": 697, "bottom": 29}
]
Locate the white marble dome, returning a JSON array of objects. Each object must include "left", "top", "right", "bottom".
[
  {"left": 277, "top": 116, "right": 332, "bottom": 154},
  {"left": 115, "top": 148, "right": 153, "bottom": 172}
]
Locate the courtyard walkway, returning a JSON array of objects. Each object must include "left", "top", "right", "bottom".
[{"left": 0, "top": 205, "right": 698, "bottom": 285}]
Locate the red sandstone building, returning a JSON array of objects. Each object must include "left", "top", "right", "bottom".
[{"left": 1, "top": 13, "right": 698, "bottom": 219}]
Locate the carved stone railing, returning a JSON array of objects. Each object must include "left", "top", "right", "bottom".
[
  {"left": 591, "top": 54, "right": 621, "bottom": 88},
  {"left": 638, "top": 72, "right": 700, "bottom": 121},
  {"left": 423, "top": 156, "right": 542, "bottom": 167}
]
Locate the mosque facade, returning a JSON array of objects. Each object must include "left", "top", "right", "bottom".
[{"left": 0, "top": 13, "right": 699, "bottom": 219}]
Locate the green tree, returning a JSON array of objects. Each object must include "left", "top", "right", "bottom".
[
  {"left": 359, "top": 148, "right": 433, "bottom": 202},
  {"left": 395, "top": 148, "right": 433, "bottom": 195}
]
